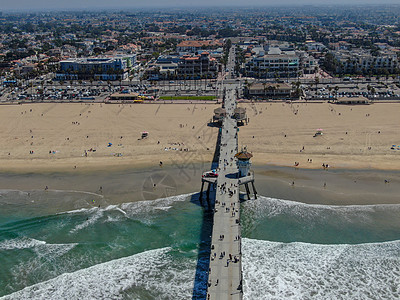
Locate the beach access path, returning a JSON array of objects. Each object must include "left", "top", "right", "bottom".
[{"left": 207, "top": 88, "right": 242, "bottom": 300}]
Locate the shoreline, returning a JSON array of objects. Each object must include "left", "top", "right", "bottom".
[
  {"left": 0, "top": 152, "right": 399, "bottom": 174},
  {"left": 0, "top": 163, "right": 399, "bottom": 211}
]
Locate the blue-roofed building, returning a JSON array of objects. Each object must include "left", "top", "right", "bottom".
[{"left": 56, "top": 55, "right": 136, "bottom": 81}]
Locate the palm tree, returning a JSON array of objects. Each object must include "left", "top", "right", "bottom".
[
  {"left": 284, "top": 67, "right": 289, "bottom": 82},
  {"left": 274, "top": 72, "right": 279, "bottom": 82},
  {"left": 262, "top": 82, "right": 267, "bottom": 98},
  {"left": 292, "top": 81, "right": 302, "bottom": 98},
  {"left": 268, "top": 85, "right": 276, "bottom": 98},
  {"left": 245, "top": 81, "right": 253, "bottom": 98},
  {"left": 314, "top": 77, "right": 319, "bottom": 91},
  {"left": 334, "top": 86, "right": 339, "bottom": 97}
]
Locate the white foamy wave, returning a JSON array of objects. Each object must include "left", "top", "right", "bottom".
[
  {"left": 59, "top": 194, "right": 192, "bottom": 231},
  {"left": 244, "top": 195, "right": 400, "bottom": 222},
  {"left": 115, "top": 207, "right": 127, "bottom": 215},
  {"left": 0, "top": 237, "right": 77, "bottom": 260},
  {"left": 60, "top": 193, "right": 192, "bottom": 217},
  {"left": 256, "top": 195, "right": 400, "bottom": 210},
  {"left": 59, "top": 207, "right": 94, "bottom": 215},
  {"left": 120, "top": 193, "right": 193, "bottom": 216},
  {"left": 105, "top": 215, "right": 123, "bottom": 223},
  {"left": 69, "top": 210, "right": 104, "bottom": 234},
  {"left": 0, "top": 238, "right": 46, "bottom": 250},
  {"left": 0, "top": 189, "right": 30, "bottom": 196},
  {"left": 1, "top": 247, "right": 196, "bottom": 300},
  {"left": 154, "top": 206, "right": 173, "bottom": 211},
  {"left": 242, "top": 238, "right": 400, "bottom": 300}
]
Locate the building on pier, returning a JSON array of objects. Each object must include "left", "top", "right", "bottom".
[
  {"left": 212, "top": 107, "right": 226, "bottom": 124},
  {"left": 235, "top": 149, "right": 253, "bottom": 177},
  {"left": 233, "top": 107, "right": 247, "bottom": 125},
  {"left": 234, "top": 149, "right": 257, "bottom": 200}
]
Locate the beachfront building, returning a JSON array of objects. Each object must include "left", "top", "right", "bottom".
[
  {"left": 328, "top": 48, "right": 399, "bottom": 75},
  {"left": 55, "top": 55, "right": 136, "bottom": 81},
  {"left": 177, "top": 52, "right": 218, "bottom": 80},
  {"left": 298, "top": 51, "right": 318, "bottom": 75},
  {"left": 146, "top": 55, "right": 180, "bottom": 81},
  {"left": 332, "top": 96, "right": 371, "bottom": 105},
  {"left": 244, "top": 47, "right": 300, "bottom": 79},
  {"left": 145, "top": 52, "right": 218, "bottom": 80},
  {"left": 109, "top": 92, "right": 139, "bottom": 101},
  {"left": 244, "top": 82, "right": 293, "bottom": 99}
]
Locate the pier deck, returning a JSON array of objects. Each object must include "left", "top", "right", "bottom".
[{"left": 207, "top": 88, "right": 242, "bottom": 300}]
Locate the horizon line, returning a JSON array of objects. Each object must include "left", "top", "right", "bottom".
[{"left": 2, "top": 3, "right": 400, "bottom": 13}]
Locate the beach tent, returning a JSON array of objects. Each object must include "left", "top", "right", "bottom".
[{"left": 141, "top": 131, "right": 149, "bottom": 139}]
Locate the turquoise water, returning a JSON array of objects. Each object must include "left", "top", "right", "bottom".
[
  {"left": 0, "top": 191, "right": 207, "bottom": 299},
  {"left": 1, "top": 190, "right": 400, "bottom": 299}
]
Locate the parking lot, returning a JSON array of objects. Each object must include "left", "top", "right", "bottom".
[
  {"left": 303, "top": 81, "right": 400, "bottom": 101},
  {"left": 1, "top": 74, "right": 400, "bottom": 103}
]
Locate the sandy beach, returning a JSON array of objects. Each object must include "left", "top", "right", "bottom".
[
  {"left": 0, "top": 101, "right": 400, "bottom": 172},
  {"left": 0, "top": 102, "right": 219, "bottom": 172},
  {"left": 238, "top": 102, "right": 400, "bottom": 170}
]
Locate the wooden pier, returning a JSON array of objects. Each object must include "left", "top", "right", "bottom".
[{"left": 202, "top": 87, "right": 256, "bottom": 300}]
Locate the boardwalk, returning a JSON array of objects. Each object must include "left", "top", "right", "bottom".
[{"left": 207, "top": 88, "right": 243, "bottom": 300}]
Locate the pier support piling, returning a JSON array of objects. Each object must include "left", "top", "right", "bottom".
[
  {"left": 199, "top": 181, "right": 205, "bottom": 206},
  {"left": 206, "top": 182, "right": 211, "bottom": 210},
  {"left": 251, "top": 181, "right": 257, "bottom": 199},
  {"left": 245, "top": 183, "right": 251, "bottom": 200}
]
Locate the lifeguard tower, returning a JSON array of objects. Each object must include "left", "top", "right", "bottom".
[
  {"left": 235, "top": 148, "right": 257, "bottom": 199},
  {"left": 235, "top": 149, "right": 252, "bottom": 177}
]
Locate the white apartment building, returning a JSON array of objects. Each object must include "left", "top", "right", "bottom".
[
  {"left": 245, "top": 47, "right": 300, "bottom": 79},
  {"left": 332, "top": 49, "right": 399, "bottom": 74}
]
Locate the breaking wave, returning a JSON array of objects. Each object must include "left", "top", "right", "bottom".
[
  {"left": 242, "top": 238, "right": 400, "bottom": 300},
  {"left": 1, "top": 247, "right": 196, "bottom": 300}
]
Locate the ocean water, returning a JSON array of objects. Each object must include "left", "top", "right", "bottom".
[{"left": 1, "top": 190, "right": 400, "bottom": 299}]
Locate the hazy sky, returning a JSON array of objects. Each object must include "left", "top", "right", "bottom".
[{"left": 0, "top": 0, "right": 399, "bottom": 11}]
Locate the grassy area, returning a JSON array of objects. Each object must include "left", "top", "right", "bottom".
[{"left": 158, "top": 96, "right": 217, "bottom": 100}]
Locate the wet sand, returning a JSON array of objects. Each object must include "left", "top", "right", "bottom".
[
  {"left": 252, "top": 165, "right": 400, "bottom": 206},
  {"left": 1, "top": 164, "right": 399, "bottom": 218}
]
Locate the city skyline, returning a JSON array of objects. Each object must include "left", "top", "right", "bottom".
[{"left": 1, "top": 0, "right": 400, "bottom": 12}]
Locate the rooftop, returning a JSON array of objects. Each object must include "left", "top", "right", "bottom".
[{"left": 235, "top": 151, "right": 253, "bottom": 160}]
